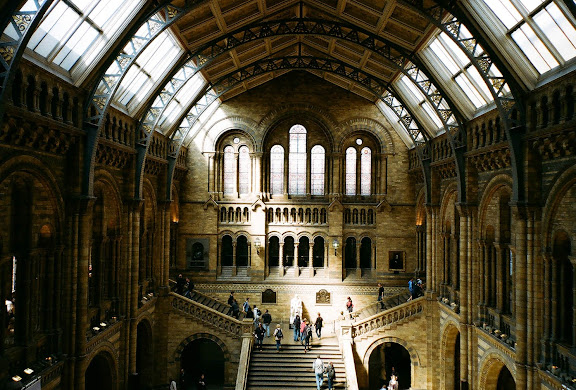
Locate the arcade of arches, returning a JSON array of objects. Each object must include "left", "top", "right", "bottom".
[{"left": 1, "top": 0, "right": 576, "bottom": 389}]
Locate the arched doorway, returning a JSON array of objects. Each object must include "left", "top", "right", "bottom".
[
  {"left": 85, "top": 353, "right": 115, "bottom": 390},
  {"left": 136, "top": 320, "right": 153, "bottom": 389},
  {"left": 368, "top": 342, "right": 411, "bottom": 389},
  {"left": 496, "top": 365, "right": 515, "bottom": 389},
  {"left": 181, "top": 338, "right": 225, "bottom": 390}
]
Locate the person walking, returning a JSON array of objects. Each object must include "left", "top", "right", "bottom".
[
  {"left": 242, "top": 298, "right": 250, "bottom": 313},
  {"left": 313, "top": 355, "right": 325, "bottom": 390},
  {"left": 378, "top": 283, "right": 385, "bottom": 308},
  {"left": 273, "top": 324, "right": 283, "bottom": 352},
  {"left": 262, "top": 309, "right": 272, "bottom": 337},
  {"left": 254, "top": 322, "right": 265, "bottom": 351},
  {"left": 170, "top": 378, "right": 177, "bottom": 390},
  {"left": 227, "top": 291, "right": 234, "bottom": 305},
  {"left": 197, "top": 374, "right": 207, "bottom": 390},
  {"left": 407, "top": 278, "right": 414, "bottom": 301},
  {"left": 325, "top": 361, "right": 336, "bottom": 390},
  {"left": 231, "top": 298, "right": 240, "bottom": 319},
  {"left": 315, "top": 313, "right": 323, "bottom": 339},
  {"left": 300, "top": 318, "right": 308, "bottom": 346},
  {"left": 293, "top": 314, "right": 301, "bottom": 341},
  {"left": 303, "top": 320, "right": 312, "bottom": 352},
  {"left": 346, "top": 296, "right": 354, "bottom": 319},
  {"left": 253, "top": 305, "right": 261, "bottom": 328}
]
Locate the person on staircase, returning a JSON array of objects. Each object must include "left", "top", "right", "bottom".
[
  {"left": 262, "top": 309, "right": 272, "bottom": 337},
  {"left": 315, "top": 313, "right": 323, "bottom": 339},
  {"left": 231, "top": 298, "right": 240, "bottom": 319},
  {"left": 346, "top": 296, "right": 354, "bottom": 319},
  {"left": 273, "top": 324, "right": 283, "bottom": 352},
  {"left": 313, "top": 355, "right": 325, "bottom": 390},
  {"left": 293, "top": 314, "right": 301, "bottom": 341},
  {"left": 254, "top": 322, "right": 265, "bottom": 351},
  {"left": 303, "top": 320, "right": 312, "bottom": 352},
  {"left": 300, "top": 318, "right": 308, "bottom": 346},
  {"left": 325, "top": 361, "right": 335, "bottom": 390}
]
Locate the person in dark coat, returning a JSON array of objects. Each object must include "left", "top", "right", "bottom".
[
  {"left": 197, "top": 374, "right": 207, "bottom": 390},
  {"left": 176, "top": 274, "right": 185, "bottom": 295},
  {"left": 254, "top": 323, "right": 266, "bottom": 351},
  {"left": 231, "top": 298, "right": 240, "bottom": 319}
]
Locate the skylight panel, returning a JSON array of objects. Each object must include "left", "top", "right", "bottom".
[
  {"left": 484, "top": 0, "right": 522, "bottom": 28},
  {"left": 396, "top": 76, "right": 444, "bottom": 133},
  {"left": 158, "top": 74, "right": 207, "bottom": 132},
  {"left": 375, "top": 100, "right": 415, "bottom": 148},
  {"left": 534, "top": 3, "right": 576, "bottom": 61},
  {"left": 20, "top": 0, "right": 144, "bottom": 75},
  {"left": 114, "top": 31, "right": 184, "bottom": 113},
  {"left": 511, "top": 24, "right": 558, "bottom": 72}
]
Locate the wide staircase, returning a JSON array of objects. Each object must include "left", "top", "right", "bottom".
[
  {"left": 246, "top": 336, "right": 347, "bottom": 390},
  {"left": 352, "top": 291, "right": 412, "bottom": 321}
]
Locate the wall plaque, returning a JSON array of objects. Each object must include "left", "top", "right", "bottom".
[
  {"left": 316, "top": 289, "right": 331, "bottom": 305},
  {"left": 262, "top": 289, "right": 276, "bottom": 304}
]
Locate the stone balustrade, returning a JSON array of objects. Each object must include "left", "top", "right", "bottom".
[{"left": 350, "top": 297, "right": 424, "bottom": 338}]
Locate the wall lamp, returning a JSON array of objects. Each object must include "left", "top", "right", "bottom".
[
  {"left": 332, "top": 239, "right": 339, "bottom": 256},
  {"left": 254, "top": 237, "right": 261, "bottom": 255}
]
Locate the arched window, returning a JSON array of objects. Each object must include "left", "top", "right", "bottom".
[
  {"left": 289, "top": 124, "right": 307, "bottom": 195},
  {"left": 313, "top": 237, "right": 325, "bottom": 268},
  {"left": 360, "top": 237, "right": 372, "bottom": 269},
  {"left": 221, "top": 235, "right": 233, "bottom": 266},
  {"left": 268, "top": 236, "right": 280, "bottom": 267},
  {"left": 238, "top": 146, "right": 250, "bottom": 195},
  {"left": 345, "top": 147, "right": 357, "bottom": 195},
  {"left": 345, "top": 237, "right": 357, "bottom": 269},
  {"left": 311, "top": 145, "right": 325, "bottom": 195},
  {"left": 298, "top": 237, "right": 310, "bottom": 267},
  {"left": 223, "top": 146, "right": 236, "bottom": 195},
  {"left": 283, "top": 237, "right": 295, "bottom": 266},
  {"left": 270, "top": 145, "right": 284, "bottom": 195},
  {"left": 360, "top": 147, "right": 371, "bottom": 196},
  {"left": 236, "top": 236, "right": 249, "bottom": 267}
]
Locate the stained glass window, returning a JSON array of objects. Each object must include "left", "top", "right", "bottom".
[
  {"left": 289, "top": 125, "right": 307, "bottom": 195},
  {"left": 310, "top": 145, "right": 325, "bottom": 196},
  {"left": 360, "top": 147, "right": 371, "bottom": 196},
  {"left": 270, "top": 145, "right": 284, "bottom": 195},
  {"left": 345, "top": 147, "right": 357, "bottom": 195},
  {"left": 223, "top": 146, "right": 236, "bottom": 195},
  {"left": 238, "top": 146, "right": 250, "bottom": 195}
]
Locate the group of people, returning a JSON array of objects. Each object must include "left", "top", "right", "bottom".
[
  {"left": 291, "top": 312, "right": 323, "bottom": 352},
  {"left": 407, "top": 277, "right": 424, "bottom": 301},
  {"left": 171, "top": 369, "right": 206, "bottom": 390},
  {"left": 312, "top": 355, "right": 337, "bottom": 390},
  {"left": 174, "top": 274, "right": 194, "bottom": 297}
]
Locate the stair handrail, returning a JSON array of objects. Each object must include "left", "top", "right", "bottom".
[
  {"left": 170, "top": 292, "right": 251, "bottom": 337},
  {"left": 351, "top": 296, "right": 425, "bottom": 339},
  {"left": 351, "top": 290, "right": 409, "bottom": 320}
]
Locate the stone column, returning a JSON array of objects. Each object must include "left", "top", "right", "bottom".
[
  {"left": 309, "top": 242, "right": 314, "bottom": 277},
  {"left": 294, "top": 242, "right": 300, "bottom": 276},
  {"left": 456, "top": 205, "right": 470, "bottom": 387},
  {"left": 73, "top": 197, "right": 95, "bottom": 390},
  {"left": 513, "top": 206, "right": 528, "bottom": 390},
  {"left": 232, "top": 242, "right": 237, "bottom": 276},
  {"left": 570, "top": 256, "right": 576, "bottom": 347},
  {"left": 541, "top": 251, "right": 552, "bottom": 362},
  {"left": 279, "top": 243, "right": 284, "bottom": 277},
  {"left": 253, "top": 152, "right": 262, "bottom": 196},
  {"left": 355, "top": 239, "right": 361, "bottom": 278},
  {"left": 127, "top": 200, "right": 142, "bottom": 388},
  {"left": 494, "top": 242, "right": 504, "bottom": 312}
]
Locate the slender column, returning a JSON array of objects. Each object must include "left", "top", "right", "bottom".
[
  {"left": 294, "top": 243, "right": 300, "bottom": 275},
  {"left": 309, "top": 242, "right": 314, "bottom": 272},
  {"left": 525, "top": 211, "right": 535, "bottom": 383},
  {"left": 73, "top": 197, "right": 95, "bottom": 390},
  {"left": 279, "top": 243, "right": 284, "bottom": 276},
  {"left": 206, "top": 152, "right": 215, "bottom": 194},
  {"left": 163, "top": 202, "right": 171, "bottom": 287},
  {"left": 550, "top": 254, "right": 558, "bottom": 342},
  {"left": 456, "top": 206, "right": 469, "bottom": 387},
  {"left": 541, "top": 252, "right": 552, "bottom": 362},
  {"left": 513, "top": 206, "right": 528, "bottom": 390},
  {"left": 494, "top": 242, "right": 504, "bottom": 311},
  {"left": 127, "top": 200, "right": 142, "bottom": 387},
  {"left": 570, "top": 256, "right": 576, "bottom": 348},
  {"left": 254, "top": 152, "right": 262, "bottom": 196},
  {"left": 355, "top": 239, "right": 361, "bottom": 278},
  {"left": 232, "top": 242, "right": 237, "bottom": 276}
]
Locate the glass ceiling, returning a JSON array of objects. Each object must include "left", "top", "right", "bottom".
[{"left": 4, "top": 0, "right": 576, "bottom": 147}]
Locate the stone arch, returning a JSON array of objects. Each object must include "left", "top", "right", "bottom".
[
  {"left": 202, "top": 116, "right": 259, "bottom": 152},
  {"left": 439, "top": 182, "right": 459, "bottom": 223},
  {"left": 136, "top": 318, "right": 154, "bottom": 388},
  {"left": 477, "top": 352, "right": 516, "bottom": 390},
  {"left": 172, "top": 332, "right": 231, "bottom": 363},
  {"left": 542, "top": 164, "right": 576, "bottom": 250},
  {"left": 85, "top": 347, "right": 118, "bottom": 390},
  {"left": 257, "top": 103, "right": 337, "bottom": 152},
  {"left": 335, "top": 117, "right": 396, "bottom": 154},
  {"left": 440, "top": 321, "right": 460, "bottom": 390},
  {"left": 281, "top": 232, "right": 298, "bottom": 242},
  {"left": 363, "top": 336, "right": 420, "bottom": 389}
]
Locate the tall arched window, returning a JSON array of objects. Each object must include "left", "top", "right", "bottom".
[
  {"left": 221, "top": 235, "right": 233, "bottom": 266},
  {"left": 238, "top": 146, "right": 250, "bottom": 195},
  {"left": 360, "top": 147, "right": 371, "bottom": 196},
  {"left": 311, "top": 145, "right": 325, "bottom": 195},
  {"left": 360, "top": 237, "right": 372, "bottom": 269},
  {"left": 298, "top": 237, "right": 310, "bottom": 267},
  {"left": 236, "top": 235, "right": 249, "bottom": 267},
  {"left": 270, "top": 145, "right": 284, "bottom": 195},
  {"left": 313, "top": 237, "right": 325, "bottom": 268},
  {"left": 283, "top": 237, "right": 295, "bottom": 267},
  {"left": 223, "top": 146, "right": 236, "bottom": 195},
  {"left": 345, "top": 147, "right": 357, "bottom": 195},
  {"left": 345, "top": 237, "right": 357, "bottom": 269},
  {"left": 289, "top": 124, "right": 307, "bottom": 195},
  {"left": 268, "top": 236, "right": 280, "bottom": 267}
]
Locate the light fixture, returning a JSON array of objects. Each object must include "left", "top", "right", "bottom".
[
  {"left": 12, "top": 376, "right": 22, "bottom": 382},
  {"left": 24, "top": 368, "right": 34, "bottom": 375},
  {"left": 332, "top": 239, "right": 339, "bottom": 256},
  {"left": 254, "top": 237, "right": 261, "bottom": 255},
  {"left": 100, "top": 322, "right": 107, "bottom": 327},
  {"left": 92, "top": 326, "right": 100, "bottom": 333}
]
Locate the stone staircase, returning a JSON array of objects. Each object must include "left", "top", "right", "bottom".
[
  {"left": 352, "top": 291, "right": 412, "bottom": 321},
  {"left": 179, "top": 289, "right": 245, "bottom": 319},
  {"left": 246, "top": 337, "right": 347, "bottom": 390}
]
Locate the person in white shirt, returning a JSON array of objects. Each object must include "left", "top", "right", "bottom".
[
  {"left": 313, "top": 355, "right": 324, "bottom": 390},
  {"left": 169, "top": 378, "right": 177, "bottom": 390}
]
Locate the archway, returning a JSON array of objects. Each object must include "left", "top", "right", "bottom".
[
  {"left": 85, "top": 353, "right": 115, "bottom": 390},
  {"left": 181, "top": 338, "right": 225, "bottom": 390},
  {"left": 496, "top": 365, "right": 515, "bottom": 390},
  {"left": 136, "top": 320, "right": 153, "bottom": 389},
  {"left": 368, "top": 342, "right": 411, "bottom": 389}
]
